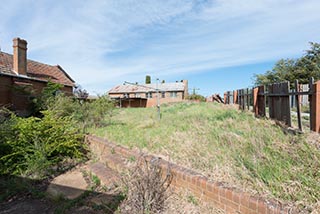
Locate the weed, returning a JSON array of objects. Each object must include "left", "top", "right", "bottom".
[
  {"left": 187, "top": 194, "right": 198, "bottom": 205},
  {"left": 119, "top": 156, "right": 172, "bottom": 213},
  {"left": 128, "top": 156, "right": 136, "bottom": 162},
  {"left": 91, "top": 174, "right": 101, "bottom": 188}
]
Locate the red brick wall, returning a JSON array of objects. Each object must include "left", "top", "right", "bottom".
[
  {"left": 86, "top": 135, "right": 298, "bottom": 214},
  {"left": 0, "top": 75, "right": 73, "bottom": 115}
]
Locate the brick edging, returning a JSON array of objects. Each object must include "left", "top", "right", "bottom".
[{"left": 86, "top": 135, "right": 297, "bottom": 214}]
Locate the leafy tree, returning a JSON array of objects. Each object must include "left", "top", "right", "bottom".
[
  {"left": 74, "top": 85, "right": 89, "bottom": 99},
  {"left": 32, "top": 81, "right": 63, "bottom": 114},
  {"left": 187, "top": 94, "right": 206, "bottom": 102},
  {"left": 145, "top": 75, "right": 151, "bottom": 84},
  {"left": 254, "top": 42, "right": 320, "bottom": 86}
]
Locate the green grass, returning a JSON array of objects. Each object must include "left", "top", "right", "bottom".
[{"left": 90, "top": 102, "right": 320, "bottom": 210}]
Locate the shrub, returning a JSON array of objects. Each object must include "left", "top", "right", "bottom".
[
  {"left": 32, "top": 81, "right": 63, "bottom": 115},
  {"left": 0, "top": 110, "right": 87, "bottom": 178},
  {"left": 120, "top": 157, "right": 172, "bottom": 214},
  {"left": 187, "top": 94, "right": 206, "bottom": 102},
  {"left": 46, "top": 94, "right": 115, "bottom": 132}
]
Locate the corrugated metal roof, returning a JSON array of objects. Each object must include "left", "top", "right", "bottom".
[{"left": 109, "top": 82, "right": 185, "bottom": 93}]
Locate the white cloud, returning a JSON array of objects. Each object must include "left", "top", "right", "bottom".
[{"left": 1, "top": 0, "right": 320, "bottom": 94}]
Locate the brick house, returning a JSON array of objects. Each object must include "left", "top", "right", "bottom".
[
  {"left": 0, "top": 38, "right": 75, "bottom": 115},
  {"left": 108, "top": 80, "right": 188, "bottom": 107}
]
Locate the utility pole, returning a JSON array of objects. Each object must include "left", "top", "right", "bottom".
[{"left": 191, "top": 87, "right": 200, "bottom": 95}]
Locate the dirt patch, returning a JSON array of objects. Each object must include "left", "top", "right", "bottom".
[{"left": 0, "top": 198, "right": 55, "bottom": 214}]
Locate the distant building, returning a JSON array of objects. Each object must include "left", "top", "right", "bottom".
[
  {"left": 108, "top": 80, "right": 188, "bottom": 107},
  {"left": 0, "top": 38, "right": 75, "bottom": 115}
]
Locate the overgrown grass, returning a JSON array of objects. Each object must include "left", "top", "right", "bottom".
[{"left": 90, "top": 102, "right": 320, "bottom": 211}]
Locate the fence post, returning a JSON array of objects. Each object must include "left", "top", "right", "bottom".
[
  {"left": 295, "top": 80, "right": 302, "bottom": 131},
  {"left": 310, "top": 80, "right": 320, "bottom": 132},
  {"left": 253, "top": 87, "right": 258, "bottom": 116},
  {"left": 233, "top": 90, "right": 238, "bottom": 104},
  {"left": 253, "top": 86, "right": 266, "bottom": 117},
  {"left": 224, "top": 92, "right": 227, "bottom": 104}
]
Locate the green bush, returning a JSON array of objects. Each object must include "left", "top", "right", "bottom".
[
  {"left": 0, "top": 110, "right": 86, "bottom": 178},
  {"left": 32, "top": 81, "right": 63, "bottom": 115},
  {"left": 187, "top": 94, "right": 206, "bottom": 102},
  {"left": 46, "top": 94, "right": 115, "bottom": 132}
]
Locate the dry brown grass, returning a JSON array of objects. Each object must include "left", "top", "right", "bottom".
[{"left": 119, "top": 156, "right": 172, "bottom": 214}]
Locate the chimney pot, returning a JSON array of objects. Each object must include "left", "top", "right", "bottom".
[{"left": 13, "top": 37, "right": 28, "bottom": 75}]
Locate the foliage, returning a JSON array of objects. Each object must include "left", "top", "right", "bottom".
[
  {"left": 145, "top": 75, "right": 151, "bottom": 84},
  {"left": 187, "top": 94, "right": 206, "bottom": 102},
  {"left": 32, "top": 81, "right": 63, "bottom": 114},
  {"left": 74, "top": 85, "right": 89, "bottom": 99},
  {"left": 0, "top": 110, "right": 86, "bottom": 178},
  {"left": 47, "top": 94, "right": 115, "bottom": 132},
  {"left": 254, "top": 42, "right": 320, "bottom": 86}
]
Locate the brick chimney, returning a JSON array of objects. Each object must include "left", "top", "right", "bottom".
[{"left": 13, "top": 38, "right": 27, "bottom": 75}]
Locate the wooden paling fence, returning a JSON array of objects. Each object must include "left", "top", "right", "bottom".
[{"left": 224, "top": 78, "right": 320, "bottom": 133}]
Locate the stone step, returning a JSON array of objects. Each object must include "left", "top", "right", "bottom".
[
  {"left": 101, "top": 153, "right": 128, "bottom": 173},
  {"left": 87, "top": 162, "right": 120, "bottom": 187}
]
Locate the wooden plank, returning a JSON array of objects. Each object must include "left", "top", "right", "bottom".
[
  {"left": 274, "top": 83, "right": 280, "bottom": 122},
  {"left": 309, "top": 77, "right": 314, "bottom": 130},
  {"left": 253, "top": 87, "right": 258, "bottom": 116},
  {"left": 258, "top": 91, "right": 310, "bottom": 96},
  {"left": 268, "top": 84, "right": 274, "bottom": 118},
  {"left": 233, "top": 90, "right": 238, "bottom": 104},
  {"left": 258, "top": 85, "right": 266, "bottom": 117},
  {"left": 295, "top": 80, "right": 302, "bottom": 131},
  {"left": 247, "top": 88, "right": 250, "bottom": 110},
  {"left": 282, "top": 82, "right": 291, "bottom": 126},
  {"left": 242, "top": 89, "right": 245, "bottom": 110}
]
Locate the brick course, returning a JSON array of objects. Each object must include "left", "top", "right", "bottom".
[{"left": 86, "top": 135, "right": 298, "bottom": 214}]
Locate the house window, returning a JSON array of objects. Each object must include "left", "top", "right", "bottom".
[
  {"left": 161, "top": 92, "right": 165, "bottom": 98},
  {"left": 170, "top": 92, "right": 177, "bottom": 98},
  {"left": 135, "top": 93, "right": 141, "bottom": 98},
  {"left": 123, "top": 93, "right": 129, "bottom": 98},
  {"left": 146, "top": 92, "right": 152, "bottom": 98}
]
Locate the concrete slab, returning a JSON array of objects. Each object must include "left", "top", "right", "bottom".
[{"left": 46, "top": 170, "right": 88, "bottom": 200}]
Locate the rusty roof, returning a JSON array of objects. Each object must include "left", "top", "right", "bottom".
[
  {"left": 0, "top": 51, "right": 75, "bottom": 86},
  {"left": 109, "top": 82, "right": 185, "bottom": 93}
]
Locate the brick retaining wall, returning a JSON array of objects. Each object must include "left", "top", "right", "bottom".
[{"left": 86, "top": 135, "right": 297, "bottom": 214}]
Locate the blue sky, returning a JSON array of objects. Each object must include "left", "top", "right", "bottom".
[{"left": 1, "top": 0, "right": 320, "bottom": 96}]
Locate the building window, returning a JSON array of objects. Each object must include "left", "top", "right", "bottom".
[
  {"left": 161, "top": 92, "right": 165, "bottom": 98},
  {"left": 146, "top": 92, "right": 152, "bottom": 98},
  {"left": 123, "top": 93, "right": 129, "bottom": 98},
  {"left": 135, "top": 93, "right": 141, "bottom": 98},
  {"left": 170, "top": 92, "right": 177, "bottom": 98}
]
